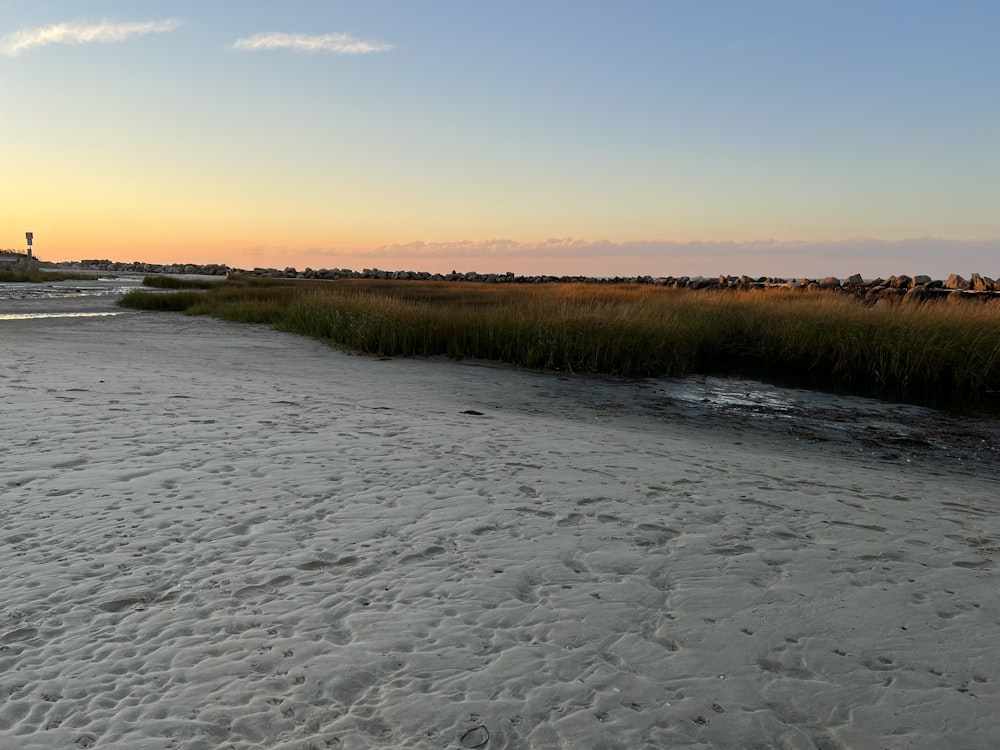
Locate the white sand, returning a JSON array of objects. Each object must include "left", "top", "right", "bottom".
[{"left": 1, "top": 305, "right": 997, "bottom": 749}]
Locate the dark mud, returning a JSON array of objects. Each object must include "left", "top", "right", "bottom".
[{"left": 636, "top": 374, "right": 1000, "bottom": 477}]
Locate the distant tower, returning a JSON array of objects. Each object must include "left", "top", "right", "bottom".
[{"left": 25, "top": 231, "right": 33, "bottom": 262}]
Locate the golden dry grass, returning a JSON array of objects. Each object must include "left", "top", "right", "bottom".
[{"left": 119, "top": 277, "right": 1000, "bottom": 410}]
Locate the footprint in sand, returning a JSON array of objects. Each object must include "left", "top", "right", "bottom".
[
  {"left": 460, "top": 725, "right": 490, "bottom": 748},
  {"left": 1, "top": 627, "right": 38, "bottom": 643},
  {"left": 399, "top": 545, "right": 447, "bottom": 563},
  {"left": 952, "top": 559, "right": 993, "bottom": 570},
  {"left": 757, "top": 639, "right": 815, "bottom": 680},
  {"left": 713, "top": 543, "right": 755, "bottom": 556},
  {"left": 296, "top": 560, "right": 332, "bottom": 571}
]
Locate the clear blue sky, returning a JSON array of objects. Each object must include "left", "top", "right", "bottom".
[{"left": 2, "top": 0, "right": 997, "bottom": 276}]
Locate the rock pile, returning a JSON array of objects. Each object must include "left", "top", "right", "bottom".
[
  {"left": 652, "top": 272, "right": 1000, "bottom": 303},
  {"left": 67, "top": 260, "right": 1000, "bottom": 302},
  {"left": 76, "top": 260, "right": 231, "bottom": 276}
]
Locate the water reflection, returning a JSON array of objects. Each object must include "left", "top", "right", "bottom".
[
  {"left": 0, "top": 275, "right": 143, "bottom": 320},
  {"left": 0, "top": 312, "right": 125, "bottom": 320},
  {"left": 0, "top": 284, "right": 139, "bottom": 300},
  {"left": 659, "top": 375, "right": 800, "bottom": 417}
]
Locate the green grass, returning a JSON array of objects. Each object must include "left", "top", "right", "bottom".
[{"left": 118, "top": 276, "right": 1000, "bottom": 411}]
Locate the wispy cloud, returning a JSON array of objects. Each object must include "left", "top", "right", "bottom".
[
  {"left": 359, "top": 237, "right": 1000, "bottom": 262},
  {"left": 360, "top": 238, "right": 798, "bottom": 260},
  {"left": 0, "top": 18, "right": 182, "bottom": 57},
  {"left": 233, "top": 32, "right": 393, "bottom": 55}
]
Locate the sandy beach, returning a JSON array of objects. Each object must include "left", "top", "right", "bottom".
[{"left": 1, "top": 296, "right": 998, "bottom": 749}]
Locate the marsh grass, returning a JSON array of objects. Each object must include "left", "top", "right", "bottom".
[
  {"left": 141, "top": 275, "right": 226, "bottom": 290},
  {"left": 119, "top": 276, "right": 1000, "bottom": 410},
  {"left": 118, "top": 289, "right": 210, "bottom": 311},
  {"left": 0, "top": 269, "right": 97, "bottom": 282}
]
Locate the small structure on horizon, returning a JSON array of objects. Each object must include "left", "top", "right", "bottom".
[
  {"left": 0, "top": 245, "right": 35, "bottom": 269},
  {"left": 26, "top": 231, "right": 33, "bottom": 262}
]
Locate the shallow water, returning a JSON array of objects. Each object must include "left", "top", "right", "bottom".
[
  {"left": 0, "top": 311, "right": 125, "bottom": 320},
  {"left": 641, "top": 374, "right": 1000, "bottom": 473},
  {"left": 0, "top": 276, "right": 143, "bottom": 300},
  {"left": 0, "top": 275, "right": 144, "bottom": 318}
]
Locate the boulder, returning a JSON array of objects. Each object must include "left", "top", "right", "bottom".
[
  {"left": 864, "top": 286, "right": 887, "bottom": 300},
  {"left": 869, "top": 288, "right": 902, "bottom": 304},
  {"left": 946, "top": 274, "right": 970, "bottom": 290},
  {"left": 970, "top": 273, "right": 995, "bottom": 292},
  {"left": 880, "top": 290, "right": 904, "bottom": 304}
]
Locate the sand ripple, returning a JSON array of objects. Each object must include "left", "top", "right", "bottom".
[{"left": 1, "top": 312, "right": 998, "bottom": 749}]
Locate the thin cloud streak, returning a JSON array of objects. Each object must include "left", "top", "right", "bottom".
[
  {"left": 0, "top": 19, "right": 182, "bottom": 57},
  {"left": 360, "top": 237, "right": 1000, "bottom": 261},
  {"left": 233, "top": 32, "right": 393, "bottom": 54}
]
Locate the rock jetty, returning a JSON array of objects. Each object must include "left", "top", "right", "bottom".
[{"left": 68, "top": 260, "right": 1000, "bottom": 303}]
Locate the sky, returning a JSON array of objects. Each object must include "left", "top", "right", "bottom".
[{"left": 1, "top": 1, "right": 998, "bottom": 278}]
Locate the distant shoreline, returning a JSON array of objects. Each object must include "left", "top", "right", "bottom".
[{"left": 52, "top": 259, "right": 1000, "bottom": 303}]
